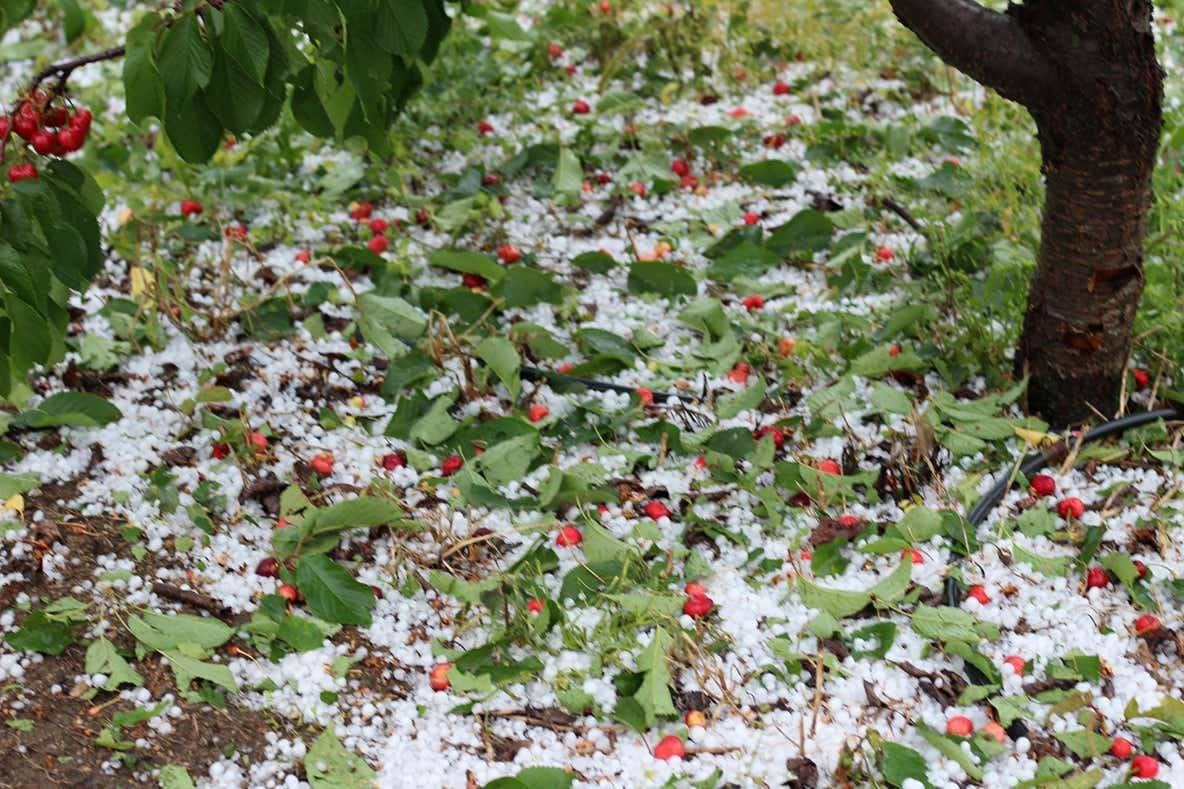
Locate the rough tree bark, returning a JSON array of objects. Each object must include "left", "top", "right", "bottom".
[{"left": 889, "top": 0, "right": 1164, "bottom": 424}]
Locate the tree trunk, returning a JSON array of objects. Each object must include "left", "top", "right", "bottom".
[{"left": 890, "top": 0, "right": 1164, "bottom": 425}]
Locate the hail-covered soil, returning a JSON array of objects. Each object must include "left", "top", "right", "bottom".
[{"left": 2, "top": 3, "right": 1184, "bottom": 788}]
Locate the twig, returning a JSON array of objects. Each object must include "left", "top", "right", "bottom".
[
  {"left": 879, "top": 196, "right": 923, "bottom": 233},
  {"left": 151, "top": 581, "right": 231, "bottom": 619},
  {"left": 29, "top": 46, "right": 126, "bottom": 94}
]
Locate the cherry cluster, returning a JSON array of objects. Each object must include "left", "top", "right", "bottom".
[{"left": 1, "top": 90, "right": 93, "bottom": 184}]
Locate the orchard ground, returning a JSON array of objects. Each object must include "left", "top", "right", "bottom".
[{"left": 4, "top": 2, "right": 1184, "bottom": 788}]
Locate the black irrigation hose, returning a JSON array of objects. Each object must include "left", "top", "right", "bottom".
[
  {"left": 521, "top": 365, "right": 701, "bottom": 404},
  {"left": 940, "top": 406, "right": 1183, "bottom": 739}
]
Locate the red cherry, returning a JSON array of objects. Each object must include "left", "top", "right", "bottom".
[
  {"left": 481, "top": 172, "right": 502, "bottom": 187},
  {"left": 368, "top": 218, "right": 389, "bottom": 234},
  {"left": 743, "top": 211, "right": 760, "bottom": 226},
  {"left": 368, "top": 235, "right": 389, "bottom": 254},
  {"left": 555, "top": 524, "right": 582, "bottom": 547},
  {"left": 1131, "top": 755, "right": 1159, "bottom": 779},
  {"left": 875, "top": 246, "right": 895, "bottom": 262},
  {"left": 967, "top": 585, "right": 990, "bottom": 605},
  {"left": 441, "top": 454, "right": 463, "bottom": 476},
  {"left": 644, "top": 500, "right": 671, "bottom": 520},
  {"left": 1110, "top": 736, "right": 1133, "bottom": 760},
  {"left": 0, "top": 117, "right": 10, "bottom": 142},
  {"left": 476, "top": 120, "right": 494, "bottom": 136},
  {"left": 13, "top": 113, "right": 38, "bottom": 141},
  {"left": 380, "top": 451, "right": 407, "bottom": 471},
  {"left": 1085, "top": 566, "right": 1109, "bottom": 590},
  {"left": 1057, "top": 497, "right": 1085, "bottom": 519},
  {"left": 754, "top": 425, "right": 785, "bottom": 448},
  {"left": 597, "top": 0, "right": 612, "bottom": 14},
  {"left": 44, "top": 106, "right": 69, "bottom": 127},
  {"left": 497, "top": 244, "right": 522, "bottom": 264},
  {"left": 415, "top": 208, "right": 430, "bottom": 226},
  {"left": 295, "top": 248, "right": 311, "bottom": 264},
  {"left": 679, "top": 174, "right": 698, "bottom": 190},
  {"left": 741, "top": 293, "right": 765, "bottom": 312},
  {"left": 596, "top": 172, "right": 612, "bottom": 185},
  {"left": 349, "top": 201, "right": 373, "bottom": 221},
  {"left": 69, "top": 107, "right": 92, "bottom": 134},
  {"left": 180, "top": 199, "right": 203, "bottom": 217},
  {"left": 7, "top": 163, "right": 37, "bottom": 183},
  {"left": 309, "top": 452, "right": 334, "bottom": 476},
  {"left": 636, "top": 387, "right": 654, "bottom": 406},
  {"left": 211, "top": 442, "right": 231, "bottom": 460},
  {"left": 31, "top": 130, "right": 56, "bottom": 155},
  {"left": 278, "top": 583, "right": 300, "bottom": 603},
  {"left": 1134, "top": 614, "right": 1161, "bottom": 635},
  {"left": 1133, "top": 559, "right": 1149, "bottom": 579},
  {"left": 628, "top": 181, "right": 647, "bottom": 197},
  {"left": 57, "top": 127, "right": 84, "bottom": 152},
  {"left": 571, "top": 99, "right": 591, "bottom": 115},
  {"left": 837, "top": 514, "right": 861, "bottom": 528},
  {"left": 817, "top": 459, "right": 842, "bottom": 476},
  {"left": 799, "top": 547, "right": 813, "bottom": 560},
  {"left": 670, "top": 158, "right": 690, "bottom": 177},
  {"left": 461, "top": 272, "right": 486, "bottom": 289},
  {"left": 429, "top": 662, "right": 452, "bottom": 691},
  {"left": 946, "top": 716, "right": 973, "bottom": 737},
  {"left": 528, "top": 403, "right": 549, "bottom": 423},
  {"left": 255, "top": 557, "right": 280, "bottom": 578},
  {"left": 1132, "top": 367, "right": 1150, "bottom": 389},
  {"left": 727, "top": 362, "right": 750, "bottom": 384},
  {"left": 888, "top": 343, "right": 902, "bottom": 357},
  {"left": 1029, "top": 474, "right": 1056, "bottom": 498},
  {"left": 275, "top": 517, "right": 289, "bottom": 529},
  {"left": 693, "top": 455, "right": 708, "bottom": 470},
  {"left": 787, "top": 114, "right": 803, "bottom": 126},
  {"left": 1003, "top": 655, "right": 1026, "bottom": 676},
  {"left": 547, "top": 42, "right": 563, "bottom": 59},
  {"left": 683, "top": 593, "right": 714, "bottom": 618},
  {"left": 728, "top": 106, "right": 748, "bottom": 118},
  {"left": 684, "top": 582, "right": 708, "bottom": 597},
  {"left": 225, "top": 224, "right": 248, "bottom": 240},
  {"left": 247, "top": 431, "right": 268, "bottom": 451},
  {"left": 763, "top": 132, "right": 787, "bottom": 149},
  {"left": 903, "top": 547, "right": 924, "bottom": 565},
  {"left": 555, "top": 361, "right": 575, "bottom": 374},
  {"left": 526, "top": 598, "right": 545, "bottom": 615},
  {"left": 772, "top": 80, "right": 791, "bottom": 95},
  {"left": 653, "top": 735, "right": 685, "bottom": 760}
]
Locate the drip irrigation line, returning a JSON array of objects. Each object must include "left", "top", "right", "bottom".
[{"left": 940, "top": 405, "right": 1182, "bottom": 738}]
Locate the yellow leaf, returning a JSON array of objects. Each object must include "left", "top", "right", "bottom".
[
  {"left": 2, "top": 494, "right": 23, "bottom": 516},
  {"left": 1014, "top": 426, "right": 1057, "bottom": 448},
  {"left": 130, "top": 266, "right": 154, "bottom": 303}
]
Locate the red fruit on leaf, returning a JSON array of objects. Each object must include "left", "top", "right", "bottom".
[
  {"left": 309, "top": 452, "right": 334, "bottom": 476},
  {"left": 817, "top": 459, "right": 842, "bottom": 476},
  {"left": 180, "top": 199, "right": 203, "bottom": 217},
  {"left": 368, "top": 218, "right": 389, "bottom": 235},
  {"left": 653, "top": 735, "right": 685, "bottom": 760},
  {"left": 967, "top": 585, "right": 990, "bottom": 605},
  {"left": 255, "top": 557, "right": 280, "bottom": 578},
  {"left": 636, "top": 387, "right": 654, "bottom": 406},
  {"left": 1029, "top": 474, "right": 1056, "bottom": 498},
  {"left": 888, "top": 343, "right": 902, "bottom": 357},
  {"left": 497, "top": 244, "right": 522, "bottom": 264},
  {"left": 57, "top": 127, "right": 84, "bottom": 152},
  {"left": 1085, "top": 566, "right": 1110, "bottom": 590},
  {"left": 754, "top": 425, "right": 785, "bottom": 448},
  {"left": 415, "top": 208, "right": 430, "bottom": 226},
  {"left": 644, "top": 500, "right": 671, "bottom": 520},
  {"left": 225, "top": 224, "right": 248, "bottom": 240},
  {"left": 628, "top": 181, "right": 647, "bottom": 197},
  {"left": 275, "top": 517, "right": 289, "bottom": 529},
  {"left": 598, "top": 0, "right": 612, "bottom": 14},
  {"left": 476, "top": 120, "right": 494, "bottom": 136},
  {"left": 31, "top": 130, "right": 56, "bottom": 155},
  {"left": 547, "top": 42, "right": 563, "bottom": 58},
  {"left": 368, "top": 235, "right": 389, "bottom": 254},
  {"left": 693, "top": 454, "right": 707, "bottom": 470},
  {"left": 429, "top": 662, "right": 452, "bottom": 691},
  {"left": 683, "top": 593, "right": 714, "bottom": 618},
  {"left": 1134, "top": 614, "right": 1161, "bottom": 635},
  {"left": 728, "top": 106, "right": 748, "bottom": 118},
  {"left": 787, "top": 113, "right": 803, "bottom": 126},
  {"left": 571, "top": 99, "right": 591, "bottom": 115},
  {"left": 903, "top": 547, "right": 924, "bottom": 565},
  {"left": 670, "top": 158, "right": 690, "bottom": 177},
  {"left": 945, "top": 716, "right": 973, "bottom": 737},
  {"left": 1057, "top": 497, "right": 1085, "bottom": 519},
  {"left": 211, "top": 442, "right": 231, "bottom": 460},
  {"left": 380, "top": 451, "right": 407, "bottom": 471},
  {"left": 684, "top": 582, "right": 708, "bottom": 597},
  {"left": 763, "top": 132, "right": 787, "bottom": 149},
  {"left": 555, "top": 524, "right": 582, "bottom": 547},
  {"left": 526, "top": 598, "right": 545, "bottom": 615},
  {"left": 1132, "top": 367, "right": 1150, "bottom": 389},
  {"left": 799, "top": 547, "right": 813, "bottom": 560},
  {"left": 1003, "top": 655, "right": 1026, "bottom": 676},
  {"left": 556, "top": 361, "right": 575, "bottom": 374},
  {"left": 680, "top": 174, "right": 699, "bottom": 190},
  {"left": 278, "top": 583, "right": 300, "bottom": 603},
  {"left": 772, "top": 80, "right": 791, "bottom": 95},
  {"left": 741, "top": 293, "right": 765, "bottom": 312},
  {"left": 441, "top": 454, "right": 463, "bottom": 476},
  {"left": 528, "top": 403, "right": 549, "bottom": 423},
  {"left": 596, "top": 171, "right": 612, "bottom": 185},
  {"left": 348, "top": 201, "right": 373, "bottom": 221},
  {"left": 743, "top": 211, "right": 760, "bottom": 225},
  {"left": 1110, "top": 736, "right": 1133, "bottom": 760},
  {"left": 295, "top": 248, "right": 311, "bottom": 264},
  {"left": 727, "top": 362, "right": 750, "bottom": 384},
  {"left": 837, "top": 514, "right": 861, "bottom": 528},
  {"left": 875, "top": 246, "right": 895, "bottom": 262},
  {"left": 1131, "top": 755, "right": 1159, "bottom": 779},
  {"left": 1133, "top": 559, "right": 1148, "bottom": 579},
  {"left": 247, "top": 431, "right": 268, "bottom": 451}
]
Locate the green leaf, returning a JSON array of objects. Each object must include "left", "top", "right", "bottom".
[
  {"left": 430, "top": 248, "right": 504, "bottom": 282},
  {"left": 6, "top": 611, "right": 73, "bottom": 655},
  {"left": 219, "top": 6, "right": 269, "bottom": 83},
  {"left": 766, "top": 209, "right": 833, "bottom": 257},
  {"left": 897, "top": 507, "right": 944, "bottom": 543},
  {"left": 296, "top": 555, "right": 376, "bottom": 626},
  {"left": 161, "top": 649, "right": 238, "bottom": 692},
  {"left": 797, "top": 577, "right": 870, "bottom": 618},
  {"left": 911, "top": 606, "right": 981, "bottom": 643},
  {"left": 882, "top": 742, "right": 930, "bottom": 788},
  {"left": 358, "top": 292, "right": 427, "bottom": 356},
  {"left": 739, "top": 159, "right": 798, "bottom": 187},
  {"left": 552, "top": 148, "right": 583, "bottom": 197},
  {"left": 306, "top": 728, "right": 378, "bottom": 788},
  {"left": 634, "top": 627, "right": 677, "bottom": 726},
  {"left": 475, "top": 337, "right": 521, "bottom": 399},
  {"left": 485, "top": 767, "right": 574, "bottom": 789},
  {"left": 157, "top": 15, "right": 212, "bottom": 104},
  {"left": 627, "top": 261, "right": 697, "bottom": 299},
  {"left": 163, "top": 92, "right": 224, "bottom": 164},
  {"left": 716, "top": 377, "right": 766, "bottom": 419},
  {"left": 870, "top": 559, "right": 912, "bottom": 604},
  {"left": 0, "top": 472, "right": 38, "bottom": 498},
  {"left": 473, "top": 433, "right": 538, "bottom": 487},
  {"left": 491, "top": 266, "right": 563, "bottom": 308},
  {"left": 85, "top": 637, "right": 143, "bottom": 690},
  {"left": 1054, "top": 728, "right": 1109, "bottom": 759},
  {"left": 158, "top": 764, "right": 197, "bottom": 789},
  {"left": 127, "top": 612, "right": 233, "bottom": 652},
  {"left": 871, "top": 383, "right": 913, "bottom": 415},
  {"left": 916, "top": 723, "right": 983, "bottom": 781},
  {"left": 124, "top": 15, "right": 166, "bottom": 125},
  {"left": 13, "top": 392, "right": 121, "bottom": 428},
  {"left": 376, "top": 0, "right": 428, "bottom": 56}
]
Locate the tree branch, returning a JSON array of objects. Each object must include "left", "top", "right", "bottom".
[
  {"left": 889, "top": 0, "right": 1052, "bottom": 107},
  {"left": 28, "top": 45, "right": 126, "bottom": 94}
]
